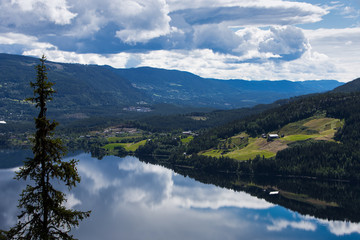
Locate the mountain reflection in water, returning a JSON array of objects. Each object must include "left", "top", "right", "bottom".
[{"left": 0, "top": 152, "right": 360, "bottom": 240}]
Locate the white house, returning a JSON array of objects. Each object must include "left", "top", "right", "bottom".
[{"left": 268, "top": 133, "right": 279, "bottom": 139}]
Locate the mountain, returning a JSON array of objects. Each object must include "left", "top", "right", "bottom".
[
  {"left": 332, "top": 77, "right": 360, "bottom": 93},
  {"left": 0, "top": 53, "right": 151, "bottom": 122},
  {"left": 114, "top": 67, "right": 343, "bottom": 109},
  {"left": 0, "top": 53, "right": 343, "bottom": 123}
]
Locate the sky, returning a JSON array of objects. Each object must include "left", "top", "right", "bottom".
[{"left": 0, "top": 0, "right": 359, "bottom": 82}]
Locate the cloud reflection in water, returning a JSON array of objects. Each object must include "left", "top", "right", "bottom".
[
  {"left": 77, "top": 154, "right": 274, "bottom": 210},
  {"left": 2, "top": 153, "right": 360, "bottom": 240}
]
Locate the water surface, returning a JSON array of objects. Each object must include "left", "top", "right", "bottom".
[{"left": 1, "top": 152, "right": 360, "bottom": 239}]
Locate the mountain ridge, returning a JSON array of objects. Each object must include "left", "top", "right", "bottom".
[
  {"left": 0, "top": 53, "right": 344, "bottom": 122},
  {"left": 114, "top": 66, "right": 342, "bottom": 108}
]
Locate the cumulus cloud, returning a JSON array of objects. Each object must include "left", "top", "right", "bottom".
[
  {"left": 0, "top": 0, "right": 327, "bottom": 52},
  {"left": 2, "top": 0, "right": 77, "bottom": 26},
  {"left": 192, "top": 23, "right": 242, "bottom": 54},
  {"left": 114, "top": 0, "right": 172, "bottom": 43},
  {"left": 64, "top": 0, "right": 173, "bottom": 44},
  {"left": 258, "top": 26, "right": 310, "bottom": 60},
  {"left": 232, "top": 26, "right": 310, "bottom": 60},
  {"left": 0, "top": 0, "right": 173, "bottom": 46},
  {"left": 1, "top": 0, "right": 358, "bottom": 82}
]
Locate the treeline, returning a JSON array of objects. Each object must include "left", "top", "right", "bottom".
[{"left": 240, "top": 141, "right": 360, "bottom": 180}]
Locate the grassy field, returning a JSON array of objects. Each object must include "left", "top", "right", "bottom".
[
  {"left": 200, "top": 116, "right": 343, "bottom": 161},
  {"left": 202, "top": 137, "right": 277, "bottom": 161},
  {"left": 181, "top": 136, "right": 194, "bottom": 144},
  {"left": 281, "top": 135, "right": 316, "bottom": 142},
  {"left": 103, "top": 140, "right": 147, "bottom": 152},
  {"left": 107, "top": 135, "right": 143, "bottom": 142},
  {"left": 224, "top": 138, "right": 277, "bottom": 160}
]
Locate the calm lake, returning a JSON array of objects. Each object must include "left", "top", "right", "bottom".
[{"left": 1, "top": 150, "right": 360, "bottom": 240}]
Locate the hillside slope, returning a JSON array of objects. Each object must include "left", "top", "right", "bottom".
[
  {"left": 0, "top": 53, "right": 146, "bottom": 120},
  {"left": 332, "top": 77, "right": 360, "bottom": 93}
]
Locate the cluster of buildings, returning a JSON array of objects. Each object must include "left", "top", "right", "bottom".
[{"left": 122, "top": 106, "right": 152, "bottom": 112}]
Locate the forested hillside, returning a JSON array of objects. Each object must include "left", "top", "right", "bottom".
[
  {"left": 137, "top": 85, "right": 360, "bottom": 180},
  {"left": 187, "top": 92, "right": 360, "bottom": 153},
  {"left": 333, "top": 77, "right": 360, "bottom": 93}
]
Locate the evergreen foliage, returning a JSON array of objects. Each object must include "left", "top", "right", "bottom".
[{"left": 7, "top": 56, "right": 90, "bottom": 240}]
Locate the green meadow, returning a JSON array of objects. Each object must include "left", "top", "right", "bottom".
[
  {"left": 201, "top": 115, "right": 343, "bottom": 161},
  {"left": 103, "top": 140, "right": 147, "bottom": 152}
]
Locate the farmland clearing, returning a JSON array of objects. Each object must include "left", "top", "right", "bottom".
[{"left": 200, "top": 115, "right": 343, "bottom": 161}]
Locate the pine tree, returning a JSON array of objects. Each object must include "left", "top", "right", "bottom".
[{"left": 8, "top": 56, "right": 90, "bottom": 240}]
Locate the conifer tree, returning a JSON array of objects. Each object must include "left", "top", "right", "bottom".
[{"left": 8, "top": 55, "right": 90, "bottom": 240}]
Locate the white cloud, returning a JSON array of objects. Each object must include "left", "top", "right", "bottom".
[
  {"left": 192, "top": 23, "right": 242, "bottom": 54},
  {"left": 66, "top": 0, "right": 172, "bottom": 43},
  {"left": 304, "top": 27, "right": 360, "bottom": 81},
  {"left": 234, "top": 26, "right": 309, "bottom": 60},
  {"left": 1, "top": 0, "right": 173, "bottom": 44},
  {"left": 171, "top": 186, "right": 273, "bottom": 210},
  {"left": 7, "top": 0, "right": 77, "bottom": 25},
  {"left": 0, "top": 32, "right": 55, "bottom": 50},
  {"left": 169, "top": 0, "right": 327, "bottom": 26},
  {"left": 267, "top": 219, "right": 317, "bottom": 232},
  {"left": 15, "top": 34, "right": 353, "bottom": 83},
  {"left": 326, "top": 221, "right": 360, "bottom": 236},
  {"left": 20, "top": 45, "right": 346, "bottom": 82},
  {"left": 77, "top": 160, "right": 115, "bottom": 194},
  {"left": 113, "top": 0, "right": 172, "bottom": 43},
  {"left": 67, "top": 9, "right": 105, "bottom": 38},
  {"left": 64, "top": 193, "right": 82, "bottom": 209},
  {"left": 23, "top": 48, "right": 130, "bottom": 67},
  {"left": 259, "top": 26, "right": 309, "bottom": 59},
  {"left": 74, "top": 154, "right": 274, "bottom": 211},
  {"left": 306, "top": 216, "right": 360, "bottom": 236},
  {"left": 0, "top": 0, "right": 328, "bottom": 46},
  {"left": 341, "top": 6, "right": 359, "bottom": 18},
  {"left": 116, "top": 156, "right": 274, "bottom": 210}
]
